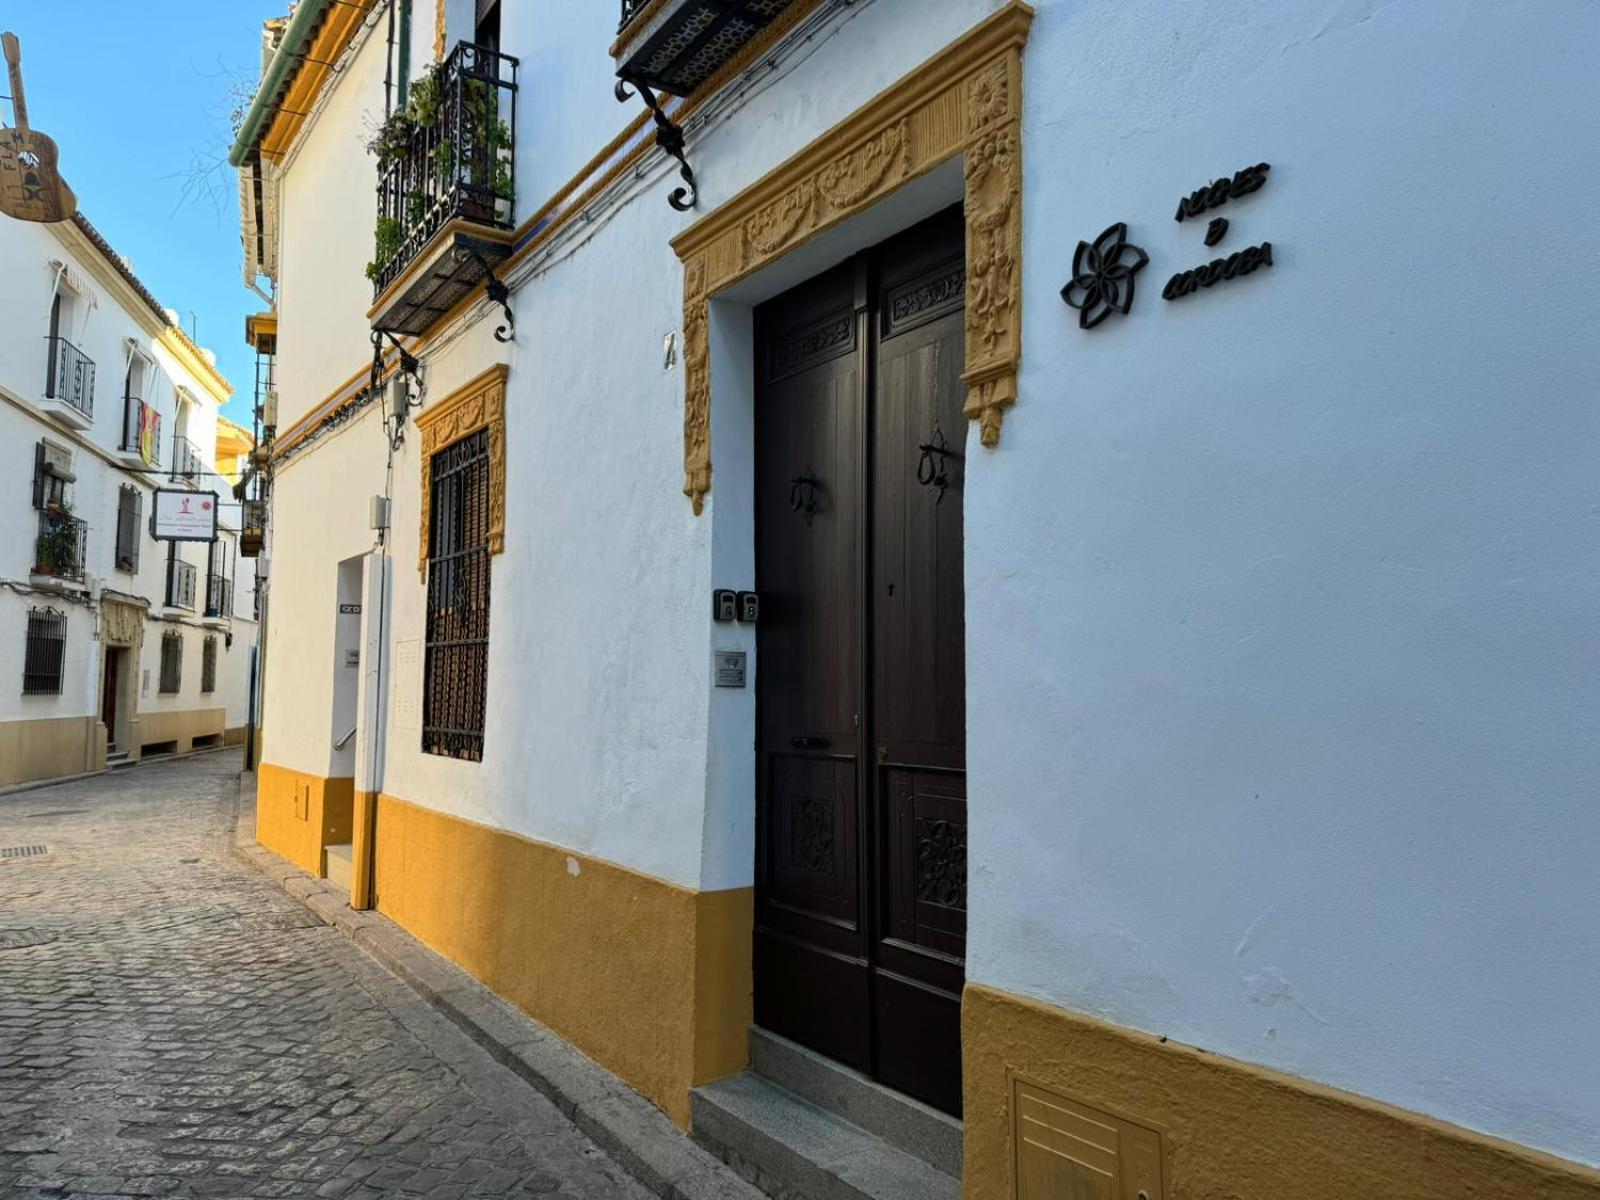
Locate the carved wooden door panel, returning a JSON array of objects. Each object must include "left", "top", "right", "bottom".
[{"left": 755, "top": 207, "right": 967, "bottom": 1116}]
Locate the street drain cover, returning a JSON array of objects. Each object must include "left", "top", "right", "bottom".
[
  {"left": 0, "top": 845, "right": 48, "bottom": 860},
  {"left": 0, "top": 929, "right": 57, "bottom": 950}
]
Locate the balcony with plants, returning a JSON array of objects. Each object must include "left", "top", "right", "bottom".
[
  {"left": 31, "top": 506, "right": 88, "bottom": 590},
  {"left": 41, "top": 335, "right": 96, "bottom": 430},
  {"left": 366, "top": 41, "right": 519, "bottom": 336}
]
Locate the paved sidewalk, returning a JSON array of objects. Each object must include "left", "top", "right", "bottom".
[{"left": 0, "top": 751, "right": 652, "bottom": 1200}]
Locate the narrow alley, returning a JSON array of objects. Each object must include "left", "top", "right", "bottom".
[{"left": 0, "top": 752, "right": 651, "bottom": 1200}]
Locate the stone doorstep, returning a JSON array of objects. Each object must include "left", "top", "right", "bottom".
[{"left": 231, "top": 772, "right": 766, "bottom": 1200}]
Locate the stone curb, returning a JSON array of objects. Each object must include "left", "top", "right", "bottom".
[{"left": 231, "top": 771, "right": 765, "bottom": 1200}]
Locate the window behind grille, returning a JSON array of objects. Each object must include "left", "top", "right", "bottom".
[
  {"left": 116, "top": 485, "right": 142, "bottom": 573},
  {"left": 201, "top": 636, "right": 218, "bottom": 694},
  {"left": 159, "top": 631, "right": 183, "bottom": 694},
  {"left": 422, "top": 429, "right": 490, "bottom": 762},
  {"left": 22, "top": 608, "right": 66, "bottom": 695}
]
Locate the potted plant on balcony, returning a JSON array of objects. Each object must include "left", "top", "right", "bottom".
[{"left": 34, "top": 501, "right": 77, "bottom": 577}]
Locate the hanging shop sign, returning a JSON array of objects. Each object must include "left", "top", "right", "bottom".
[
  {"left": 1060, "top": 160, "right": 1276, "bottom": 327},
  {"left": 151, "top": 489, "right": 219, "bottom": 542}
]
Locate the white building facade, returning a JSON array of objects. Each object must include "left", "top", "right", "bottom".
[
  {"left": 0, "top": 212, "right": 259, "bottom": 788},
  {"left": 234, "top": 2, "right": 1600, "bottom": 1197}
]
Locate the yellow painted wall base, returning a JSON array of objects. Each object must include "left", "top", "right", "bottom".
[
  {"left": 255, "top": 763, "right": 355, "bottom": 877},
  {"left": 0, "top": 715, "right": 99, "bottom": 788},
  {"left": 138, "top": 706, "right": 227, "bottom": 755},
  {"left": 224, "top": 724, "right": 248, "bottom": 747},
  {"left": 962, "top": 982, "right": 1600, "bottom": 1199},
  {"left": 349, "top": 791, "right": 377, "bottom": 910},
  {"left": 372, "top": 794, "right": 753, "bottom": 1128}
]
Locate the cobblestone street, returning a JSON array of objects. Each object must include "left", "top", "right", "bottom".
[{"left": 0, "top": 753, "right": 653, "bottom": 1200}]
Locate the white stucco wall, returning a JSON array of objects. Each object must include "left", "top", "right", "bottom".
[
  {"left": 257, "top": 0, "right": 1599, "bottom": 1168},
  {"left": 961, "top": 0, "right": 1600, "bottom": 1168}
]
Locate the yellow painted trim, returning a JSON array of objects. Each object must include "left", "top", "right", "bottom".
[
  {"left": 245, "top": 311, "right": 278, "bottom": 351},
  {"left": 260, "top": 1, "right": 380, "bottom": 165},
  {"left": 156, "top": 326, "right": 234, "bottom": 404},
  {"left": 255, "top": 764, "right": 356, "bottom": 877},
  {"left": 674, "top": 2, "right": 1032, "bottom": 513},
  {"left": 963, "top": 982, "right": 1600, "bottom": 1199},
  {"left": 350, "top": 791, "right": 377, "bottom": 910},
  {"left": 137, "top": 707, "right": 228, "bottom": 755},
  {"left": 414, "top": 363, "right": 508, "bottom": 579},
  {"left": 372, "top": 794, "right": 753, "bottom": 1128}
]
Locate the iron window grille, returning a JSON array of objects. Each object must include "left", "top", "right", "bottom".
[
  {"left": 159, "top": 630, "right": 183, "bottom": 694},
  {"left": 422, "top": 428, "right": 491, "bottom": 762},
  {"left": 31, "top": 441, "right": 72, "bottom": 510},
  {"left": 166, "top": 557, "right": 198, "bottom": 611},
  {"left": 22, "top": 607, "right": 66, "bottom": 696},
  {"left": 370, "top": 40, "right": 519, "bottom": 296},
  {"left": 205, "top": 575, "right": 233, "bottom": 620},
  {"left": 201, "top": 636, "right": 218, "bottom": 694},
  {"left": 169, "top": 434, "right": 204, "bottom": 484},
  {"left": 44, "top": 335, "right": 95, "bottom": 419},
  {"left": 115, "top": 485, "right": 142, "bottom": 574},
  {"left": 121, "top": 395, "right": 161, "bottom": 465},
  {"left": 34, "top": 509, "right": 87, "bottom": 582}
]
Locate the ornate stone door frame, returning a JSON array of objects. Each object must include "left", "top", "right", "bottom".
[
  {"left": 100, "top": 599, "right": 147, "bottom": 757},
  {"left": 671, "top": 2, "right": 1033, "bottom": 514}
]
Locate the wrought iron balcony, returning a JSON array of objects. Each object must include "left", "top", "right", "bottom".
[
  {"left": 33, "top": 509, "right": 87, "bottom": 583},
  {"left": 170, "top": 434, "right": 203, "bottom": 484},
  {"left": 615, "top": 0, "right": 799, "bottom": 97},
  {"left": 166, "top": 558, "right": 198, "bottom": 611},
  {"left": 368, "top": 40, "right": 519, "bottom": 323},
  {"left": 43, "top": 336, "right": 95, "bottom": 427},
  {"left": 118, "top": 395, "right": 161, "bottom": 467},
  {"left": 204, "top": 574, "right": 233, "bottom": 621}
]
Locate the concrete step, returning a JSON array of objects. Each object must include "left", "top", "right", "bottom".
[
  {"left": 692, "top": 1070, "right": 961, "bottom": 1200},
  {"left": 106, "top": 751, "right": 134, "bottom": 770},
  {"left": 323, "top": 843, "right": 353, "bottom": 894},
  {"left": 748, "top": 1029, "right": 962, "bottom": 1177}
]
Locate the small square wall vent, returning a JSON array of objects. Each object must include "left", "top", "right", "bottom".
[{"left": 1013, "top": 1077, "right": 1164, "bottom": 1199}]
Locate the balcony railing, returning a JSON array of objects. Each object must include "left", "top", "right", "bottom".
[
  {"left": 204, "top": 574, "right": 233, "bottom": 620},
  {"left": 615, "top": 0, "right": 798, "bottom": 96},
  {"left": 33, "top": 509, "right": 87, "bottom": 582},
  {"left": 170, "top": 434, "right": 203, "bottom": 484},
  {"left": 370, "top": 41, "right": 519, "bottom": 296},
  {"left": 45, "top": 336, "right": 95, "bottom": 419},
  {"left": 120, "top": 395, "right": 162, "bottom": 465},
  {"left": 166, "top": 559, "right": 198, "bottom": 611}
]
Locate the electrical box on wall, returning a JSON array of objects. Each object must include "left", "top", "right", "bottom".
[
  {"left": 1012, "top": 1078, "right": 1164, "bottom": 1200},
  {"left": 370, "top": 495, "right": 391, "bottom": 531}
]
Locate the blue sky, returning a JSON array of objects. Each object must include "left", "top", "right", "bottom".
[{"left": 3, "top": 2, "right": 286, "bottom": 425}]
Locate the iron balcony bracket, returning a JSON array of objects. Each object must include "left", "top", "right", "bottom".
[
  {"left": 615, "top": 76, "right": 698, "bottom": 212},
  {"left": 454, "top": 245, "right": 516, "bottom": 343}
]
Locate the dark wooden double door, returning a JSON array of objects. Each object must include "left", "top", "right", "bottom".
[{"left": 754, "top": 208, "right": 967, "bottom": 1115}]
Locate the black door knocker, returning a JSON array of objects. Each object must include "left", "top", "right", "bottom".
[
  {"left": 916, "top": 424, "right": 954, "bottom": 503},
  {"left": 789, "top": 468, "right": 820, "bottom": 526}
]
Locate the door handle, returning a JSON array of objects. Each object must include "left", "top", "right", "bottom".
[{"left": 790, "top": 736, "right": 831, "bottom": 750}]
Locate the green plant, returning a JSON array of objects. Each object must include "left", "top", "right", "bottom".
[
  {"left": 35, "top": 504, "right": 79, "bottom": 574},
  {"left": 365, "top": 216, "right": 406, "bottom": 283}
]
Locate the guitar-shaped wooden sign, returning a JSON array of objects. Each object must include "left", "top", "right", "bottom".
[{"left": 0, "top": 31, "right": 76, "bottom": 223}]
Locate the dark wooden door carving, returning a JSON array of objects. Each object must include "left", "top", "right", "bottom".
[{"left": 755, "top": 207, "right": 967, "bottom": 1115}]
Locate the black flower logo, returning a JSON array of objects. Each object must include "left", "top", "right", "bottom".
[{"left": 1060, "top": 222, "right": 1149, "bottom": 329}]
